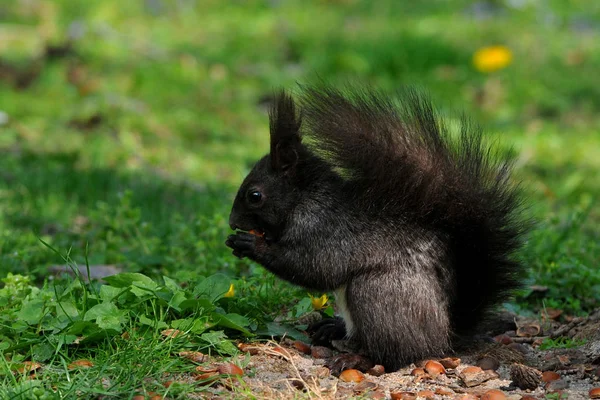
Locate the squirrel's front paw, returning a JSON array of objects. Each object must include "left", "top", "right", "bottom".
[
  {"left": 308, "top": 317, "right": 347, "bottom": 346},
  {"left": 226, "top": 232, "right": 260, "bottom": 259}
]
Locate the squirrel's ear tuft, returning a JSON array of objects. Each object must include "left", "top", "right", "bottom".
[{"left": 269, "top": 90, "right": 302, "bottom": 172}]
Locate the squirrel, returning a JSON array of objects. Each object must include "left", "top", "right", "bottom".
[{"left": 226, "top": 85, "right": 526, "bottom": 373}]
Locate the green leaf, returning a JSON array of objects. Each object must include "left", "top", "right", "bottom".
[
  {"left": 32, "top": 342, "right": 55, "bottom": 362},
  {"left": 172, "top": 317, "right": 209, "bottom": 334},
  {"left": 99, "top": 285, "right": 124, "bottom": 302},
  {"left": 96, "top": 315, "right": 126, "bottom": 331},
  {"left": 139, "top": 314, "right": 168, "bottom": 329},
  {"left": 65, "top": 321, "right": 99, "bottom": 336},
  {"left": 200, "top": 331, "right": 237, "bottom": 355},
  {"left": 290, "top": 297, "right": 312, "bottom": 318},
  {"left": 129, "top": 276, "right": 160, "bottom": 297},
  {"left": 178, "top": 298, "right": 216, "bottom": 313},
  {"left": 84, "top": 303, "right": 127, "bottom": 331},
  {"left": 258, "top": 322, "right": 310, "bottom": 342},
  {"left": 323, "top": 305, "right": 335, "bottom": 318},
  {"left": 163, "top": 276, "right": 181, "bottom": 293},
  {"left": 212, "top": 313, "right": 251, "bottom": 335},
  {"left": 17, "top": 299, "right": 46, "bottom": 325},
  {"left": 103, "top": 273, "right": 157, "bottom": 289},
  {"left": 193, "top": 274, "right": 232, "bottom": 301},
  {"left": 168, "top": 291, "right": 187, "bottom": 311},
  {"left": 56, "top": 334, "right": 78, "bottom": 346},
  {"left": 54, "top": 300, "right": 80, "bottom": 320}
]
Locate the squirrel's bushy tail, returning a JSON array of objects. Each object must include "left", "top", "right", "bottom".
[{"left": 298, "top": 85, "right": 526, "bottom": 334}]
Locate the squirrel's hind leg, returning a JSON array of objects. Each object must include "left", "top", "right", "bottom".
[{"left": 346, "top": 270, "right": 452, "bottom": 371}]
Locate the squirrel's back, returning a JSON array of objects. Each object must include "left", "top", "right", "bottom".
[{"left": 298, "top": 86, "right": 526, "bottom": 335}]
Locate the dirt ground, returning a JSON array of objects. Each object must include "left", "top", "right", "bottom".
[{"left": 173, "top": 310, "right": 600, "bottom": 399}]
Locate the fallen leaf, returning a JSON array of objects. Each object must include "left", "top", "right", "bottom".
[
  {"left": 195, "top": 365, "right": 218, "bottom": 373},
  {"left": 516, "top": 323, "right": 541, "bottom": 337},
  {"left": 179, "top": 351, "right": 206, "bottom": 363},
  {"left": 542, "top": 308, "right": 563, "bottom": 320},
  {"left": 68, "top": 359, "right": 94, "bottom": 369},
  {"left": 161, "top": 329, "right": 184, "bottom": 338},
  {"left": 218, "top": 362, "right": 244, "bottom": 376},
  {"left": 237, "top": 343, "right": 259, "bottom": 355},
  {"left": 15, "top": 361, "right": 42, "bottom": 374},
  {"left": 353, "top": 380, "right": 378, "bottom": 392}
]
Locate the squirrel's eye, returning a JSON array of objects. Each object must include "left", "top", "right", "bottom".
[{"left": 247, "top": 190, "right": 262, "bottom": 204}]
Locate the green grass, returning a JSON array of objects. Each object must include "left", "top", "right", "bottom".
[
  {"left": 538, "top": 337, "right": 587, "bottom": 351},
  {"left": 1, "top": 0, "right": 599, "bottom": 397}
]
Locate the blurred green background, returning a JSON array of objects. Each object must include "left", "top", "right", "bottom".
[{"left": 1, "top": 0, "right": 599, "bottom": 312}]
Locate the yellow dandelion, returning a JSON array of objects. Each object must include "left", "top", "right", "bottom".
[
  {"left": 473, "top": 45, "right": 513, "bottom": 73},
  {"left": 224, "top": 283, "right": 235, "bottom": 298},
  {"left": 309, "top": 293, "right": 328, "bottom": 311}
]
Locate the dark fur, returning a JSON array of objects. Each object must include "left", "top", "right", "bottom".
[{"left": 226, "top": 86, "right": 526, "bottom": 371}]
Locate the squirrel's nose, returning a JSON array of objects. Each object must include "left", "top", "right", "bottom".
[{"left": 228, "top": 214, "right": 239, "bottom": 231}]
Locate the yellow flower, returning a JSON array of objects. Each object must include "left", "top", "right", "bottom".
[
  {"left": 309, "top": 293, "right": 328, "bottom": 311},
  {"left": 224, "top": 284, "right": 235, "bottom": 298},
  {"left": 473, "top": 45, "right": 513, "bottom": 73}
]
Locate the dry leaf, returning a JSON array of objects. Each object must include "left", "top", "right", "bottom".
[
  {"left": 68, "top": 359, "right": 94, "bottom": 369},
  {"left": 179, "top": 351, "right": 206, "bottom": 363},
  {"left": 15, "top": 361, "right": 42, "bottom": 374},
  {"left": 161, "top": 329, "right": 184, "bottom": 338}
]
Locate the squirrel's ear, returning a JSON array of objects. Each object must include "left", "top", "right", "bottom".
[{"left": 269, "top": 90, "right": 302, "bottom": 172}]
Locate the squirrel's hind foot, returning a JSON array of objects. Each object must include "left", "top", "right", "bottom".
[{"left": 325, "top": 353, "right": 375, "bottom": 376}]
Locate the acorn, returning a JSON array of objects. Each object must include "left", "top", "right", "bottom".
[
  {"left": 481, "top": 389, "right": 506, "bottom": 400},
  {"left": 424, "top": 360, "right": 446, "bottom": 375},
  {"left": 541, "top": 371, "right": 560, "bottom": 382},
  {"left": 589, "top": 388, "right": 600, "bottom": 399},
  {"left": 439, "top": 357, "right": 461, "bottom": 369},
  {"left": 339, "top": 369, "right": 365, "bottom": 383}
]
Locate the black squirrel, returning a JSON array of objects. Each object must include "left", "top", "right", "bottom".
[{"left": 226, "top": 85, "right": 526, "bottom": 372}]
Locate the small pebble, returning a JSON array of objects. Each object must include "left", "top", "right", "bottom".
[
  {"left": 477, "top": 357, "right": 500, "bottom": 371},
  {"left": 545, "top": 379, "right": 569, "bottom": 391}
]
